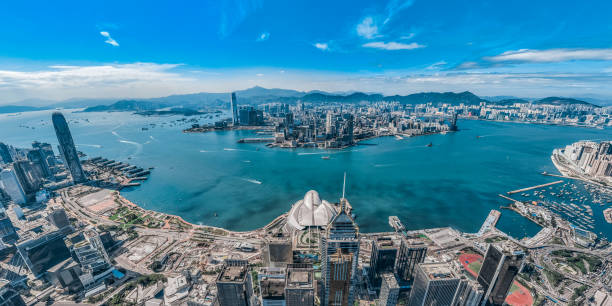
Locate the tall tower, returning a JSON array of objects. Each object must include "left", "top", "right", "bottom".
[
  {"left": 52, "top": 112, "right": 87, "bottom": 183},
  {"left": 320, "top": 205, "right": 359, "bottom": 306},
  {"left": 396, "top": 237, "right": 427, "bottom": 284},
  {"left": 477, "top": 243, "right": 525, "bottom": 306},
  {"left": 231, "top": 92, "right": 239, "bottom": 125},
  {"left": 408, "top": 262, "right": 461, "bottom": 306}
]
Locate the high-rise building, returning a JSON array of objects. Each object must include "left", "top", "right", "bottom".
[
  {"left": 258, "top": 267, "right": 286, "bottom": 306},
  {"left": 477, "top": 243, "right": 525, "bottom": 306},
  {"left": 369, "top": 236, "right": 398, "bottom": 290},
  {"left": 52, "top": 112, "right": 87, "bottom": 183},
  {"left": 0, "top": 280, "right": 26, "bottom": 306},
  {"left": 325, "top": 111, "right": 334, "bottom": 137},
  {"left": 0, "top": 211, "right": 17, "bottom": 244},
  {"left": 320, "top": 208, "right": 359, "bottom": 306},
  {"left": 27, "top": 149, "right": 51, "bottom": 178},
  {"left": 285, "top": 264, "right": 314, "bottom": 306},
  {"left": 0, "top": 143, "right": 12, "bottom": 164},
  {"left": 31, "top": 141, "right": 55, "bottom": 168},
  {"left": 12, "top": 160, "right": 41, "bottom": 203},
  {"left": 408, "top": 262, "right": 461, "bottom": 306},
  {"left": 231, "top": 92, "right": 239, "bottom": 125},
  {"left": 65, "top": 228, "right": 112, "bottom": 288},
  {"left": 377, "top": 273, "right": 400, "bottom": 306},
  {"left": 216, "top": 259, "right": 254, "bottom": 306},
  {"left": 453, "top": 277, "right": 484, "bottom": 306},
  {"left": 16, "top": 230, "right": 72, "bottom": 278},
  {"left": 264, "top": 240, "right": 293, "bottom": 268},
  {"left": 396, "top": 237, "right": 427, "bottom": 284},
  {"left": 0, "top": 168, "right": 26, "bottom": 204}
]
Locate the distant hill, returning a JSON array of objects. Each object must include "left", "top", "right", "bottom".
[
  {"left": 0, "top": 105, "right": 49, "bottom": 114},
  {"left": 493, "top": 98, "right": 529, "bottom": 105},
  {"left": 534, "top": 97, "right": 598, "bottom": 107},
  {"left": 83, "top": 100, "right": 168, "bottom": 112}
]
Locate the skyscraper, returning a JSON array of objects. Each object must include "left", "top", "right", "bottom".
[
  {"left": 12, "top": 160, "right": 41, "bottom": 202},
  {"left": 27, "top": 149, "right": 51, "bottom": 178},
  {"left": 0, "top": 142, "right": 12, "bottom": 164},
  {"left": 52, "top": 112, "right": 87, "bottom": 183},
  {"left": 377, "top": 273, "right": 400, "bottom": 306},
  {"left": 369, "top": 236, "right": 398, "bottom": 290},
  {"left": 0, "top": 168, "right": 26, "bottom": 204},
  {"left": 285, "top": 264, "right": 314, "bottom": 306},
  {"left": 216, "top": 259, "right": 254, "bottom": 306},
  {"left": 231, "top": 92, "right": 239, "bottom": 125},
  {"left": 408, "top": 262, "right": 461, "bottom": 306},
  {"left": 320, "top": 207, "right": 359, "bottom": 306},
  {"left": 65, "top": 227, "right": 113, "bottom": 288},
  {"left": 396, "top": 237, "right": 427, "bottom": 284},
  {"left": 477, "top": 243, "right": 525, "bottom": 306}
]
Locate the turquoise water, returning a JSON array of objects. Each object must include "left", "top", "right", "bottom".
[{"left": 1, "top": 110, "right": 610, "bottom": 238}]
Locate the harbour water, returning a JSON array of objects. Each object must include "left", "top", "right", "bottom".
[{"left": 1, "top": 109, "right": 610, "bottom": 238}]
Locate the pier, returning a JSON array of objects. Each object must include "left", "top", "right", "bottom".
[
  {"left": 237, "top": 137, "right": 275, "bottom": 143},
  {"left": 476, "top": 210, "right": 501, "bottom": 236},
  {"left": 507, "top": 180, "right": 563, "bottom": 194},
  {"left": 498, "top": 194, "right": 521, "bottom": 203}
]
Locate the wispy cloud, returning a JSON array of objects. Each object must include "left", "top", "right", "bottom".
[
  {"left": 257, "top": 32, "right": 270, "bottom": 42},
  {"left": 426, "top": 61, "right": 447, "bottom": 70},
  {"left": 100, "top": 31, "right": 119, "bottom": 47},
  {"left": 356, "top": 16, "right": 379, "bottom": 39},
  {"left": 383, "top": 0, "right": 415, "bottom": 24},
  {"left": 314, "top": 42, "right": 330, "bottom": 51},
  {"left": 218, "top": 0, "right": 263, "bottom": 38},
  {"left": 486, "top": 48, "right": 612, "bottom": 63},
  {"left": 363, "top": 41, "right": 424, "bottom": 50}
]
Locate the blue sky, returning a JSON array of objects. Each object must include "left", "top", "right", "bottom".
[{"left": 1, "top": 0, "right": 612, "bottom": 103}]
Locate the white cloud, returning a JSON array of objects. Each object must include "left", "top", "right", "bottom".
[
  {"left": 257, "top": 32, "right": 270, "bottom": 41},
  {"left": 100, "top": 31, "right": 119, "bottom": 47},
  {"left": 400, "top": 33, "right": 415, "bottom": 40},
  {"left": 256, "top": 73, "right": 264, "bottom": 77},
  {"left": 383, "top": 0, "right": 415, "bottom": 24},
  {"left": 426, "top": 61, "right": 447, "bottom": 70},
  {"left": 486, "top": 48, "right": 612, "bottom": 63},
  {"left": 356, "top": 17, "right": 378, "bottom": 39},
  {"left": 314, "top": 42, "right": 329, "bottom": 51},
  {"left": 363, "top": 41, "right": 425, "bottom": 50}
]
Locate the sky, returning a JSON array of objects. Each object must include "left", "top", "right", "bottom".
[{"left": 1, "top": 0, "right": 612, "bottom": 103}]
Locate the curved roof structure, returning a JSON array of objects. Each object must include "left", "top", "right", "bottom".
[{"left": 285, "top": 190, "right": 337, "bottom": 231}]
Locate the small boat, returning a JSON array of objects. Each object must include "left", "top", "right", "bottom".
[
  {"left": 321, "top": 156, "right": 330, "bottom": 160},
  {"left": 395, "top": 135, "right": 404, "bottom": 140},
  {"left": 426, "top": 142, "right": 433, "bottom": 147},
  {"left": 476, "top": 136, "right": 481, "bottom": 139}
]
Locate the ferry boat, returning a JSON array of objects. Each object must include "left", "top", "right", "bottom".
[
  {"left": 395, "top": 135, "right": 404, "bottom": 140},
  {"left": 321, "top": 156, "right": 330, "bottom": 160}
]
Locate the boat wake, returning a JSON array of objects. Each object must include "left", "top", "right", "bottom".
[
  {"left": 119, "top": 140, "right": 143, "bottom": 155},
  {"left": 241, "top": 178, "right": 262, "bottom": 185},
  {"left": 77, "top": 144, "right": 102, "bottom": 148}
]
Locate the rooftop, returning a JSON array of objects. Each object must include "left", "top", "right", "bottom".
[
  {"left": 218, "top": 264, "right": 247, "bottom": 283},
  {"left": 420, "top": 263, "right": 457, "bottom": 280}
]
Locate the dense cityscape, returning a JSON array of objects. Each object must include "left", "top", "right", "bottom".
[{"left": 0, "top": 104, "right": 609, "bottom": 306}]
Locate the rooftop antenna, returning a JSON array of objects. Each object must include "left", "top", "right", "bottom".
[{"left": 340, "top": 172, "right": 347, "bottom": 213}]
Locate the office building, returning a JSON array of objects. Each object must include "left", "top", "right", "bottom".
[
  {"left": 453, "top": 278, "right": 484, "bottom": 306},
  {"left": 285, "top": 264, "right": 314, "bottom": 306},
  {"left": 320, "top": 207, "right": 359, "bottom": 306},
  {"left": 239, "top": 106, "right": 263, "bottom": 126},
  {"left": 259, "top": 267, "right": 286, "bottom": 306},
  {"left": 65, "top": 228, "right": 112, "bottom": 287},
  {"left": 264, "top": 239, "right": 293, "bottom": 268},
  {"left": 31, "top": 141, "right": 56, "bottom": 167},
  {"left": 0, "top": 143, "right": 12, "bottom": 164},
  {"left": 47, "top": 258, "right": 84, "bottom": 293},
  {"left": 0, "top": 280, "right": 26, "bottom": 306},
  {"left": 52, "top": 112, "right": 87, "bottom": 183},
  {"left": 16, "top": 230, "right": 71, "bottom": 278},
  {"left": 396, "top": 237, "right": 427, "bottom": 284},
  {"left": 48, "top": 208, "right": 70, "bottom": 230},
  {"left": 216, "top": 259, "right": 254, "bottom": 306},
  {"left": 477, "top": 243, "right": 525, "bottom": 306},
  {"left": 231, "top": 92, "right": 239, "bottom": 125},
  {"left": 369, "top": 236, "right": 398, "bottom": 290},
  {"left": 12, "top": 160, "right": 42, "bottom": 202},
  {"left": 377, "top": 273, "right": 400, "bottom": 306},
  {"left": 0, "top": 168, "right": 26, "bottom": 204},
  {"left": 0, "top": 211, "right": 17, "bottom": 244},
  {"left": 26, "top": 148, "right": 51, "bottom": 178},
  {"left": 408, "top": 262, "right": 461, "bottom": 306}
]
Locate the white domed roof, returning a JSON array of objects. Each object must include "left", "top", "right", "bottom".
[{"left": 285, "top": 191, "right": 337, "bottom": 231}]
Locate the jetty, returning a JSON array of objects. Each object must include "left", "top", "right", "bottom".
[{"left": 507, "top": 180, "right": 563, "bottom": 194}]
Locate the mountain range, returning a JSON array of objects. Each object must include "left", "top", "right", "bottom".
[{"left": 0, "top": 86, "right": 605, "bottom": 114}]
